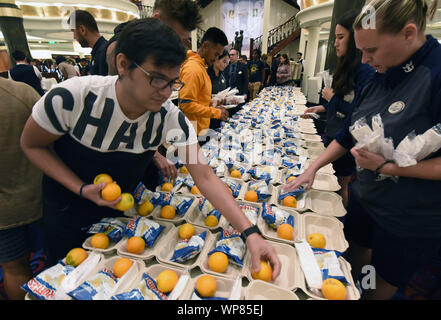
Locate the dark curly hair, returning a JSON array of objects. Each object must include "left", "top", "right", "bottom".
[
  {"left": 153, "top": 0, "right": 202, "bottom": 31},
  {"left": 115, "top": 18, "right": 187, "bottom": 69}
]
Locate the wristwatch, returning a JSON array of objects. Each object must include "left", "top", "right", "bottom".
[{"left": 240, "top": 225, "right": 261, "bottom": 242}]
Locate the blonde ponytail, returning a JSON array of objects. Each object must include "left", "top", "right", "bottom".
[
  {"left": 424, "top": 0, "right": 439, "bottom": 21},
  {"left": 354, "top": 0, "right": 439, "bottom": 34}
]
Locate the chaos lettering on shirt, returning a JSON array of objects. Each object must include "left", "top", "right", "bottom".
[{"left": 41, "top": 88, "right": 191, "bottom": 153}]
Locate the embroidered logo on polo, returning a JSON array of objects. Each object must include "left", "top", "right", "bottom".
[
  {"left": 336, "top": 112, "right": 346, "bottom": 119},
  {"left": 402, "top": 61, "right": 414, "bottom": 73},
  {"left": 388, "top": 101, "right": 406, "bottom": 114}
]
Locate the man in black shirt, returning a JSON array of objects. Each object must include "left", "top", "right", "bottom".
[
  {"left": 270, "top": 54, "right": 281, "bottom": 86},
  {"left": 9, "top": 50, "right": 45, "bottom": 96},
  {"left": 225, "top": 49, "right": 248, "bottom": 98},
  {"left": 68, "top": 10, "right": 108, "bottom": 76}
]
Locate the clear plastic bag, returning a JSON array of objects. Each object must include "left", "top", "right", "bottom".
[
  {"left": 394, "top": 123, "right": 441, "bottom": 167},
  {"left": 350, "top": 114, "right": 396, "bottom": 180}
]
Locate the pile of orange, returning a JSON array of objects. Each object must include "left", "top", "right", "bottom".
[
  {"left": 94, "top": 174, "right": 134, "bottom": 211},
  {"left": 161, "top": 182, "right": 174, "bottom": 192},
  {"left": 230, "top": 169, "right": 242, "bottom": 179},
  {"left": 137, "top": 201, "right": 154, "bottom": 216},
  {"left": 191, "top": 186, "right": 201, "bottom": 195},
  {"left": 321, "top": 278, "right": 346, "bottom": 300},
  {"left": 277, "top": 223, "right": 294, "bottom": 240},
  {"left": 282, "top": 196, "right": 297, "bottom": 208},
  {"left": 157, "top": 270, "right": 179, "bottom": 293},
  {"left": 101, "top": 182, "right": 121, "bottom": 202},
  {"left": 208, "top": 252, "right": 229, "bottom": 273},
  {"left": 205, "top": 215, "right": 218, "bottom": 227},
  {"left": 195, "top": 275, "right": 217, "bottom": 297},
  {"left": 113, "top": 257, "right": 133, "bottom": 278},
  {"left": 179, "top": 223, "right": 195, "bottom": 240},
  {"left": 307, "top": 233, "right": 326, "bottom": 249},
  {"left": 126, "top": 236, "right": 145, "bottom": 254},
  {"left": 244, "top": 190, "right": 258, "bottom": 202},
  {"left": 251, "top": 260, "right": 273, "bottom": 282},
  {"left": 91, "top": 233, "right": 109, "bottom": 249},
  {"left": 65, "top": 248, "right": 88, "bottom": 267},
  {"left": 160, "top": 205, "right": 176, "bottom": 219},
  {"left": 179, "top": 166, "right": 189, "bottom": 174}
]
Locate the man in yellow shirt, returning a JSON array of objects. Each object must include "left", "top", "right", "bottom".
[{"left": 179, "top": 27, "right": 229, "bottom": 143}]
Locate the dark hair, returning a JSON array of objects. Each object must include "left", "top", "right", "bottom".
[
  {"left": 12, "top": 50, "right": 26, "bottom": 61},
  {"left": 218, "top": 49, "right": 229, "bottom": 60},
  {"left": 106, "top": 22, "right": 128, "bottom": 52},
  {"left": 297, "top": 52, "right": 303, "bottom": 56},
  {"left": 55, "top": 56, "right": 66, "bottom": 65},
  {"left": 240, "top": 55, "right": 248, "bottom": 60},
  {"left": 253, "top": 49, "right": 261, "bottom": 59},
  {"left": 200, "top": 27, "right": 228, "bottom": 48},
  {"left": 154, "top": 0, "right": 202, "bottom": 31},
  {"left": 115, "top": 18, "right": 186, "bottom": 70},
  {"left": 68, "top": 10, "right": 99, "bottom": 33},
  {"left": 280, "top": 54, "right": 290, "bottom": 65},
  {"left": 333, "top": 9, "right": 362, "bottom": 97}
]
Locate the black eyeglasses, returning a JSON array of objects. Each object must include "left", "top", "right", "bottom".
[{"left": 135, "top": 62, "right": 185, "bottom": 92}]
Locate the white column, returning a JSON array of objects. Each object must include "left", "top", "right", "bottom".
[
  {"left": 191, "top": 29, "right": 198, "bottom": 52},
  {"left": 302, "top": 26, "right": 320, "bottom": 93},
  {"left": 261, "top": 0, "right": 271, "bottom": 55},
  {"left": 298, "top": 28, "right": 307, "bottom": 56},
  {"left": 215, "top": 0, "right": 222, "bottom": 29},
  {"left": 319, "top": 43, "right": 327, "bottom": 73},
  {"left": 142, "top": 0, "right": 155, "bottom": 6}
]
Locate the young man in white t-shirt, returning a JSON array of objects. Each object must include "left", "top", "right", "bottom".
[{"left": 20, "top": 18, "right": 280, "bottom": 279}]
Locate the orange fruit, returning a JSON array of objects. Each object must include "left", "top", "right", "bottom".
[
  {"left": 160, "top": 205, "right": 176, "bottom": 219},
  {"left": 113, "top": 257, "right": 133, "bottom": 278},
  {"left": 277, "top": 223, "right": 294, "bottom": 240},
  {"left": 251, "top": 260, "right": 273, "bottom": 282},
  {"left": 191, "top": 185, "right": 201, "bottom": 195},
  {"left": 126, "top": 236, "right": 145, "bottom": 254},
  {"left": 282, "top": 196, "right": 297, "bottom": 208},
  {"left": 307, "top": 233, "right": 326, "bottom": 249},
  {"left": 244, "top": 190, "right": 258, "bottom": 202},
  {"left": 90, "top": 233, "right": 109, "bottom": 249},
  {"left": 116, "top": 193, "right": 134, "bottom": 211},
  {"left": 101, "top": 182, "right": 121, "bottom": 201},
  {"left": 137, "top": 201, "right": 154, "bottom": 216},
  {"left": 230, "top": 169, "right": 242, "bottom": 179},
  {"left": 208, "top": 252, "right": 229, "bottom": 273},
  {"left": 204, "top": 215, "right": 218, "bottom": 227},
  {"left": 321, "top": 278, "right": 346, "bottom": 300},
  {"left": 179, "top": 223, "right": 195, "bottom": 240},
  {"left": 179, "top": 166, "right": 189, "bottom": 174},
  {"left": 157, "top": 270, "right": 179, "bottom": 293},
  {"left": 65, "top": 248, "right": 88, "bottom": 267},
  {"left": 161, "top": 182, "right": 174, "bottom": 192},
  {"left": 94, "top": 173, "right": 113, "bottom": 185},
  {"left": 195, "top": 275, "right": 217, "bottom": 297},
  {"left": 287, "top": 176, "right": 296, "bottom": 182}
]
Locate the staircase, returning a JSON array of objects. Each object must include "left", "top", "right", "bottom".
[
  {"left": 253, "top": 15, "right": 300, "bottom": 57},
  {"left": 138, "top": 5, "right": 153, "bottom": 18}
]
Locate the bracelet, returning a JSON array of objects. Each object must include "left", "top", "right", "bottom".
[
  {"left": 79, "top": 183, "right": 88, "bottom": 199},
  {"left": 240, "top": 225, "right": 261, "bottom": 242},
  {"left": 375, "top": 160, "right": 393, "bottom": 174}
]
